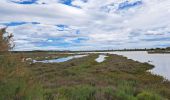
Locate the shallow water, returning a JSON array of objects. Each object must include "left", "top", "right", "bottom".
[
  {"left": 95, "top": 55, "right": 108, "bottom": 63},
  {"left": 33, "top": 55, "right": 87, "bottom": 63},
  {"left": 85, "top": 51, "right": 170, "bottom": 80}
]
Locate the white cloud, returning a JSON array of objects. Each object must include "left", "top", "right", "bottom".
[{"left": 0, "top": 0, "right": 170, "bottom": 50}]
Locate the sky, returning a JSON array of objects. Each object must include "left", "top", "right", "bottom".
[{"left": 0, "top": 0, "right": 170, "bottom": 51}]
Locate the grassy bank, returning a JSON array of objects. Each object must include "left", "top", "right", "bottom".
[
  {"left": 13, "top": 52, "right": 74, "bottom": 61},
  {"left": 28, "top": 53, "right": 170, "bottom": 100},
  {"left": 0, "top": 54, "right": 45, "bottom": 100}
]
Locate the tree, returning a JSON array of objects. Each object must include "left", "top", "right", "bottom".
[
  {"left": 166, "top": 47, "right": 170, "bottom": 50},
  {"left": 0, "top": 28, "right": 14, "bottom": 52}
]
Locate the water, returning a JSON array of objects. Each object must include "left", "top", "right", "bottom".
[
  {"left": 110, "top": 51, "right": 170, "bottom": 80},
  {"left": 33, "top": 55, "right": 87, "bottom": 63},
  {"left": 95, "top": 55, "right": 108, "bottom": 63},
  {"left": 84, "top": 51, "right": 170, "bottom": 80}
]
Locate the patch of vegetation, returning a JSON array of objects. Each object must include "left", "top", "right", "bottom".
[
  {"left": 57, "top": 85, "right": 96, "bottom": 100},
  {"left": 0, "top": 55, "right": 45, "bottom": 100},
  {"left": 136, "top": 91, "right": 165, "bottom": 100},
  {"left": 29, "top": 53, "right": 170, "bottom": 100}
]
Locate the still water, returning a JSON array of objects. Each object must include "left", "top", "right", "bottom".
[
  {"left": 33, "top": 55, "right": 87, "bottom": 63},
  {"left": 95, "top": 55, "right": 108, "bottom": 63}
]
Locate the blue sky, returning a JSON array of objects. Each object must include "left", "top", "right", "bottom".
[
  {"left": 10, "top": 0, "right": 37, "bottom": 4},
  {"left": 0, "top": 0, "right": 170, "bottom": 51}
]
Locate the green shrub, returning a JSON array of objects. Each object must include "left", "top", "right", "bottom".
[
  {"left": 57, "top": 85, "right": 96, "bottom": 100},
  {"left": 0, "top": 55, "right": 45, "bottom": 100},
  {"left": 115, "top": 81, "right": 137, "bottom": 100},
  {"left": 137, "top": 91, "right": 165, "bottom": 100},
  {"left": 0, "top": 76, "right": 44, "bottom": 100}
]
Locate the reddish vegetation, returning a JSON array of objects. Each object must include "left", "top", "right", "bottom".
[{"left": 0, "top": 28, "right": 14, "bottom": 52}]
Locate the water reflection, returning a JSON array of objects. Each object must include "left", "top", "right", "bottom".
[
  {"left": 33, "top": 55, "right": 87, "bottom": 63},
  {"left": 109, "top": 51, "right": 170, "bottom": 80}
]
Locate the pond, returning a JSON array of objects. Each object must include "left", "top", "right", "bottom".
[
  {"left": 33, "top": 55, "right": 87, "bottom": 63},
  {"left": 95, "top": 55, "right": 108, "bottom": 63}
]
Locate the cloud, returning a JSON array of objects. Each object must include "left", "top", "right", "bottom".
[{"left": 0, "top": 0, "right": 170, "bottom": 50}]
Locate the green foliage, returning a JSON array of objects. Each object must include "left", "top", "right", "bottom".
[
  {"left": 137, "top": 91, "right": 165, "bottom": 100},
  {"left": 114, "top": 81, "right": 137, "bottom": 100},
  {"left": 0, "top": 55, "right": 45, "bottom": 100},
  {"left": 57, "top": 85, "right": 96, "bottom": 100},
  {"left": 0, "top": 78, "right": 44, "bottom": 100}
]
